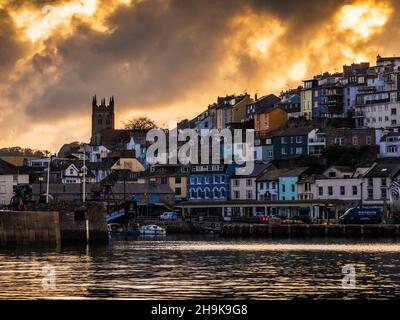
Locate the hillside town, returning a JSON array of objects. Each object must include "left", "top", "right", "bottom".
[{"left": 2, "top": 54, "right": 400, "bottom": 223}]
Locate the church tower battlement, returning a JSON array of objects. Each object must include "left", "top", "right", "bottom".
[{"left": 91, "top": 95, "right": 115, "bottom": 144}]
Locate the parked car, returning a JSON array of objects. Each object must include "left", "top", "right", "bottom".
[
  {"left": 338, "top": 207, "right": 383, "bottom": 224},
  {"left": 159, "top": 211, "right": 177, "bottom": 220}
]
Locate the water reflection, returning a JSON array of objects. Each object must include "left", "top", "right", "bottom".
[{"left": 0, "top": 236, "right": 399, "bottom": 299}]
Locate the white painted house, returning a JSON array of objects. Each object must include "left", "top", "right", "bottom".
[{"left": 0, "top": 159, "right": 29, "bottom": 206}]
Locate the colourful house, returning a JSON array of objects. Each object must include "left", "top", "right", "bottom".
[
  {"left": 278, "top": 167, "right": 310, "bottom": 201},
  {"left": 254, "top": 107, "right": 288, "bottom": 136},
  {"left": 301, "top": 79, "right": 318, "bottom": 120}
]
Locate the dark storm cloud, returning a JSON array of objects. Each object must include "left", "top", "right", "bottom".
[
  {"left": 20, "top": 0, "right": 350, "bottom": 120},
  {"left": 0, "top": 8, "right": 27, "bottom": 82},
  {"left": 0, "top": 0, "right": 398, "bottom": 150}
]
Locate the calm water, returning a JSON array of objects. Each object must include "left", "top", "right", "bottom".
[{"left": 1, "top": 235, "right": 400, "bottom": 299}]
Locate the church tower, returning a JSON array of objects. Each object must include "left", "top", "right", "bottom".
[{"left": 91, "top": 95, "right": 115, "bottom": 144}]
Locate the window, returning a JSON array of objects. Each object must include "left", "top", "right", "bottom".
[
  {"left": 214, "top": 189, "right": 219, "bottom": 198},
  {"left": 175, "top": 177, "right": 181, "bottom": 184},
  {"left": 234, "top": 179, "right": 239, "bottom": 187},
  {"left": 352, "top": 186, "right": 358, "bottom": 195},
  {"left": 291, "top": 184, "right": 295, "bottom": 192},
  {"left": 205, "top": 188, "right": 211, "bottom": 198},
  {"left": 281, "top": 137, "right": 287, "bottom": 144},
  {"left": 319, "top": 187, "right": 323, "bottom": 196},
  {"left": 221, "top": 188, "right": 226, "bottom": 198},
  {"left": 328, "top": 171, "right": 336, "bottom": 178},
  {"left": 366, "top": 136, "right": 372, "bottom": 145},
  {"left": 352, "top": 136, "right": 358, "bottom": 145},
  {"left": 387, "top": 146, "right": 397, "bottom": 153},
  {"left": 267, "top": 150, "right": 273, "bottom": 158},
  {"left": 296, "top": 147, "right": 303, "bottom": 155},
  {"left": 381, "top": 178, "right": 387, "bottom": 187},
  {"left": 281, "top": 148, "right": 287, "bottom": 155},
  {"left": 368, "top": 188, "right": 373, "bottom": 199},
  {"left": 328, "top": 186, "right": 333, "bottom": 196},
  {"left": 175, "top": 188, "right": 181, "bottom": 195},
  {"left": 391, "top": 108, "right": 397, "bottom": 115},
  {"left": 296, "top": 136, "right": 303, "bottom": 143},
  {"left": 190, "top": 189, "right": 195, "bottom": 198},
  {"left": 246, "top": 190, "right": 252, "bottom": 199},
  {"left": 368, "top": 178, "right": 373, "bottom": 187},
  {"left": 246, "top": 179, "right": 252, "bottom": 186},
  {"left": 234, "top": 191, "right": 240, "bottom": 199},
  {"left": 282, "top": 184, "right": 286, "bottom": 192},
  {"left": 221, "top": 176, "right": 225, "bottom": 183},
  {"left": 382, "top": 188, "right": 387, "bottom": 199},
  {"left": 214, "top": 176, "right": 219, "bottom": 184},
  {"left": 69, "top": 169, "right": 74, "bottom": 175},
  {"left": 340, "top": 186, "right": 345, "bottom": 196}
]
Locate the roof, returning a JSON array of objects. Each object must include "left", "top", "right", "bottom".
[
  {"left": 232, "top": 162, "right": 271, "bottom": 178},
  {"left": 256, "top": 166, "right": 280, "bottom": 181},
  {"left": 111, "top": 158, "right": 145, "bottom": 172},
  {"left": 256, "top": 166, "right": 309, "bottom": 181},
  {"left": 364, "top": 163, "right": 400, "bottom": 178},
  {"left": 272, "top": 127, "right": 313, "bottom": 137},
  {"left": 277, "top": 166, "right": 309, "bottom": 178},
  {"left": 0, "top": 159, "right": 28, "bottom": 175}
]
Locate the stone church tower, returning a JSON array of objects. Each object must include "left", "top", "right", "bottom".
[{"left": 91, "top": 95, "right": 115, "bottom": 144}]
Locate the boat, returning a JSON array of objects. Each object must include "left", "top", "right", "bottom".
[
  {"left": 139, "top": 224, "right": 166, "bottom": 235},
  {"left": 200, "top": 222, "right": 222, "bottom": 234},
  {"left": 107, "top": 222, "right": 140, "bottom": 237}
]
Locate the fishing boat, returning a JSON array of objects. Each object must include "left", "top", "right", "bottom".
[{"left": 139, "top": 224, "right": 166, "bottom": 235}]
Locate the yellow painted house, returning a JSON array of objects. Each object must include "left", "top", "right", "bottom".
[
  {"left": 231, "top": 94, "right": 253, "bottom": 124},
  {"left": 301, "top": 79, "right": 318, "bottom": 120},
  {"left": 216, "top": 94, "right": 252, "bottom": 129}
]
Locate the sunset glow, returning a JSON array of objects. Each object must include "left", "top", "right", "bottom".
[{"left": 0, "top": 0, "right": 400, "bottom": 151}]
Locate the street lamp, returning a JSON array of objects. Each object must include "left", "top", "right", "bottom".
[{"left": 38, "top": 176, "right": 44, "bottom": 197}]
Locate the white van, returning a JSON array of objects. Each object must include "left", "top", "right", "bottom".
[{"left": 159, "top": 212, "right": 177, "bottom": 220}]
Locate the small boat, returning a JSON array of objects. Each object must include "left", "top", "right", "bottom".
[
  {"left": 200, "top": 222, "right": 222, "bottom": 234},
  {"left": 139, "top": 224, "right": 166, "bottom": 235},
  {"left": 108, "top": 222, "right": 140, "bottom": 237}
]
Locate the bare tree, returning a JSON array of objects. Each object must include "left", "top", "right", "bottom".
[{"left": 124, "top": 116, "right": 157, "bottom": 130}]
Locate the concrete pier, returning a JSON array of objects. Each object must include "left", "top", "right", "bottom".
[{"left": 221, "top": 223, "right": 400, "bottom": 238}]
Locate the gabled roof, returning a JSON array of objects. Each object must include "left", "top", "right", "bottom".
[{"left": 277, "top": 166, "right": 309, "bottom": 178}]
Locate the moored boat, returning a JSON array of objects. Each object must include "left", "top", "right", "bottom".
[{"left": 139, "top": 224, "right": 166, "bottom": 235}]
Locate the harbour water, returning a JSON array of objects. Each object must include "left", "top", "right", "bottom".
[{"left": 1, "top": 235, "right": 400, "bottom": 299}]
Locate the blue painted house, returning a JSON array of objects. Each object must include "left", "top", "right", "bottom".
[
  {"left": 278, "top": 167, "right": 310, "bottom": 201},
  {"left": 272, "top": 127, "right": 312, "bottom": 159},
  {"left": 187, "top": 164, "right": 237, "bottom": 201}
]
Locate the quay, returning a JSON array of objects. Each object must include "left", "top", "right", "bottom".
[
  {"left": 221, "top": 223, "right": 400, "bottom": 238},
  {"left": 0, "top": 202, "right": 108, "bottom": 246}
]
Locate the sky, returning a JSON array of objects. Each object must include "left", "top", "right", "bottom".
[{"left": 0, "top": 0, "right": 399, "bottom": 152}]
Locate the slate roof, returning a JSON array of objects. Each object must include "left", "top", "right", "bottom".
[
  {"left": 364, "top": 163, "right": 400, "bottom": 178},
  {"left": 271, "top": 127, "right": 313, "bottom": 137}
]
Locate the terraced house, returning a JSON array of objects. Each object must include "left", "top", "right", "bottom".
[{"left": 187, "top": 164, "right": 237, "bottom": 201}]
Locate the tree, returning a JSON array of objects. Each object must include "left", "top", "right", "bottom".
[{"left": 124, "top": 116, "right": 157, "bottom": 130}]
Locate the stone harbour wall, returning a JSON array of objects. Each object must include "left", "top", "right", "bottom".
[{"left": 0, "top": 211, "right": 61, "bottom": 246}]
